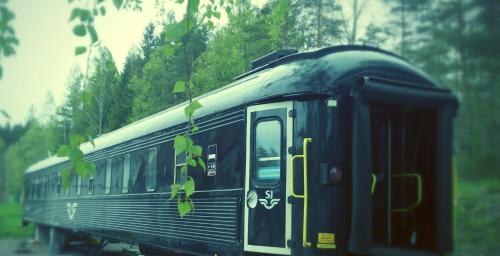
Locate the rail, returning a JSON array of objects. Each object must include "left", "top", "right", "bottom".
[{"left": 290, "top": 137, "right": 313, "bottom": 248}]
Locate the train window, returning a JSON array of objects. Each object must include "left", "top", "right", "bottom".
[
  {"left": 146, "top": 148, "right": 157, "bottom": 192},
  {"left": 46, "top": 175, "right": 50, "bottom": 197},
  {"left": 174, "top": 149, "right": 187, "bottom": 184},
  {"left": 31, "top": 177, "right": 34, "bottom": 199},
  {"left": 28, "top": 178, "right": 32, "bottom": 199},
  {"left": 122, "top": 154, "right": 131, "bottom": 193},
  {"left": 105, "top": 159, "right": 112, "bottom": 194},
  {"left": 48, "top": 174, "right": 53, "bottom": 197},
  {"left": 32, "top": 178, "right": 36, "bottom": 199},
  {"left": 77, "top": 175, "right": 82, "bottom": 195},
  {"left": 65, "top": 172, "right": 72, "bottom": 196},
  {"left": 35, "top": 177, "right": 39, "bottom": 199},
  {"left": 36, "top": 176, "right": 41, "bottom": 198},
  {"left": 43, "top": 175, "right": 49, "bottom": 198},
  {"left": 88, "top": 176, "right": 95, "bottom": 195},
  {"left": 56, "top": 172, "right": 61, "bottom": 197},
  {"left": 49, "top": 174, "right": 54, "bottom": 197},
  {"left": 255, "top": 120, "right": 282, "bottom": 184}
]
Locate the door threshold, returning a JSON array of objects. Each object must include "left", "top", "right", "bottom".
[{"left": 372, "top": 246, "right": 438, "bottom": 256}]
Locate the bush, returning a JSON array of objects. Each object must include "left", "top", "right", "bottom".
[
  {"left": 0, "top": 203, "right": 33, "bottom": 239},
  {"left": 454, "top": 179, "right": 500, "bottom": 255}
]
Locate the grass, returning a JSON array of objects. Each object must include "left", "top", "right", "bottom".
[
  {"left": 0, "top": 203, "right": 34, "bottom": 239},
  {"left": 454, "top": 178, "right": 500, "bottom": 255}
]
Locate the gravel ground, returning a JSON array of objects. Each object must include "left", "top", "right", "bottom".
[{"left": 0, "top": 239, "right": 142, "bottom": 256}]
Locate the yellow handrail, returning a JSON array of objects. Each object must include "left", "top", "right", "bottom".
[
  {"left": 392, "top": 173, "right": 423, "bottom": 212},
  {"left": 290, "top": 138, "right": 312, "bottom": 248},
  {"left": 371, "top": 173, "right": 377, "bottom": 195}
]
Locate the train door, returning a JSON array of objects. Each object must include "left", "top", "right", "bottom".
[
  {"left": 244, "top": 102, "right": 293, "bottom": 255},
  {"left": 348, "top": 77, "right": 456, "bottom": 255}
]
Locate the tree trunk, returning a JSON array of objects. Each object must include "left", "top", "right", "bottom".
[
  {"left": 350, "top": 0, "right": 359, "bottom": 44},
  {"left": 317, "top": 0, "right": 323, "bottom": 47},
  {"left": 0, "top": 149, "right": 8, "bottom": 202},
  {"left": 455, "top": 0, "right": 470, "bottom": 153},
  {"left": 400, "top": 0, "right": 406, "bottom": 57}
]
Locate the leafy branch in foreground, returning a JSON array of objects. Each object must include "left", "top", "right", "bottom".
[
  {"left": 167, "top": 0, "right": 231, "bottom": 218},
  {"left": 0, "top": 0, "right": 19, "bottom": 79},
  {"left": 63, "top": 0, "right": 231, "bottom": 217},
  {"left": 58, "top": 134, "right": 96, "bottom": 191},
  {"left": 58, "top": 0, "right": 140, "bottom": 191}
]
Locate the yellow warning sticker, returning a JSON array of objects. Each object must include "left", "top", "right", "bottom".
[
  {"left": 317, "top": 243, "right": 336, "bottom": 249},
  {"left": 318, "top": 233, "right": 335, "bottom": 244}
]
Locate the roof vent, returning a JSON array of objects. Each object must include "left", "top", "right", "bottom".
[{"left": 251, "top": 49, "right": 298, "bottom": 70}]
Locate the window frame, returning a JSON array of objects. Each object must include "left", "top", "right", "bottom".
[{"left": 174, "top": 148, "right": 187, "bottom": 185}]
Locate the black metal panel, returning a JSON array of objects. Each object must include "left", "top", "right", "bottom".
[{"left": 24, "top": 191, "right": 243, "bottom": 252}]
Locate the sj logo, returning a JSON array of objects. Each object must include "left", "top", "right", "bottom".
[
  {"left": 66, "top": 202, "right": 77, "bottom": 220},
  {"left": 258, "top": 190, "right": 280, "bottom": 210}
]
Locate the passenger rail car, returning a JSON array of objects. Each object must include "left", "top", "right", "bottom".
[{"left": 23, "top": 45, "right": 457, "bottom": 256}]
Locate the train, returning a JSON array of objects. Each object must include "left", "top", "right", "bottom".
[{"left": 23, "top": 45, "right": 458, "bottom": 256}]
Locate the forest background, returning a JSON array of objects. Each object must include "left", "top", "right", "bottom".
[{"left": 0, "top": 0, "right": 498, "bottom": 254}]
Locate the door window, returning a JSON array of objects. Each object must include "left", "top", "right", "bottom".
[{"left": 254, "top": 120, "right": 282, "bottom": 184}]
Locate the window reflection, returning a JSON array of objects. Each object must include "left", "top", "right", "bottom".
[{"left": 255, "top": 120, "right": 281, "bottom": 183}]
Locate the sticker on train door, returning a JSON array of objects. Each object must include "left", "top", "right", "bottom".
[
  {"left": 207, "top": 144, "right": 217, "bottom": 176},
  {"left": 317, "top": 232, "right": 336, "bottom": 249}
]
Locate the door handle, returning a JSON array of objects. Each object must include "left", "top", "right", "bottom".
[{"left": 290, "top": 137, "right": 312, "bottom": 248}]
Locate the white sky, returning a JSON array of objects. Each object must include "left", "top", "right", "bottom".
[
  {"left": 0, "top": 0, "right": 388, "bottom": 125},
  {"left": 0, "top": 0, "right": 160, "bottom": 125}
]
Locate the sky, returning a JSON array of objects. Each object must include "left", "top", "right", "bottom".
[
  {"left": 0, "top": 0, "right": 160, "bottom": 125},
  {"left": 0, "top": 0, "right": 387, "bottom": 126}
]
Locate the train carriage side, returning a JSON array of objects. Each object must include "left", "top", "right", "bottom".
[
  {"left": 23, "top": 46, "right": 457, "bottom": 256},
  {"left": 23, "top": 107, "right": 250, "bottom": 255}
]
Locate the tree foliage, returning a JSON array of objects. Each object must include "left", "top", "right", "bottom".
[{"left": 0, "top": 0, "right": 19, "bottom": 78}]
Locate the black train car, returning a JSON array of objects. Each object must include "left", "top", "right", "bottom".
[{"left": 23, "top": 45, "right": 457, "bottom": 256}]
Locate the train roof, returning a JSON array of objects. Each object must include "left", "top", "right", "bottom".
[{"left": 25, "top": 45, "right": 439, "bottom": 174}]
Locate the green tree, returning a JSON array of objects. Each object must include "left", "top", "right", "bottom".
[
  {"left": 266, "top": 0, "right": 303, "bottom": 50},
  {"left": 382, "top": 0, "right": 429, "bottom": 58},
  {"left": 5, "top": 120, "right": 52, "bottom": 198},
  {"left": 0, "top": 122, "right": 29, "bottom": 201},
  {"left": 129, "top": 21, "right": 208, "bottom": 122},
  {"left": 192, "top": 0, "right": 273, "bottom": 94},
  {"left": 57, "top": 68, "right": 85, "bottom": 143},
  {"left": 85, "top": 47, "right": 120, "bottom": 136},
  {"left": 297, "top": 0, "right": 344, "bottom": 48}
]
